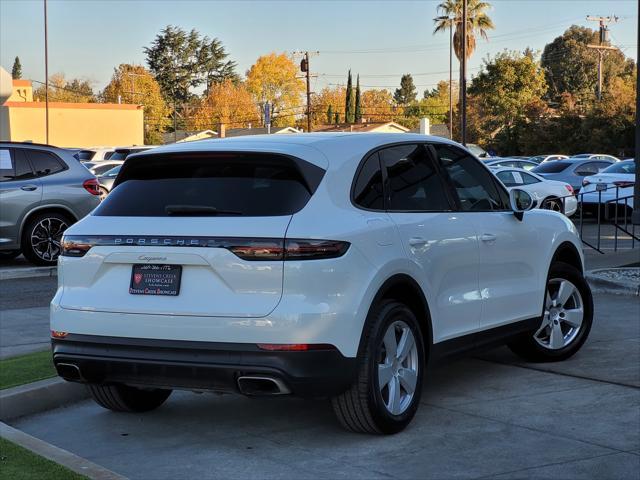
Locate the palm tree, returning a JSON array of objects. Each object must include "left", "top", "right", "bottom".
[{"left": 433, "top": 0, "right": 494, "bottom": 63}]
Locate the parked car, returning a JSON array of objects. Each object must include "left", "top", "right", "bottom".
[
  {"left": 579, "top": 160, "right": 636, "bottom": 216},
  {"left": 492, "top": 167, "right": 577, "bottom": 216},
  {"left": 52, "top": 134, "right": 593, "bottom": 434},
  {"left": 96, "top": 165, "right": 121, "bottom": 199},
  {"left": 86, "top": 147, "right": 116, "bottom": 161},
  {"left": 108, "top": 146, "right": 155, "bottom": 161},
  {"left": 87, "top": 160, "right": 124, "bottom": 177},
  {"left": 528, "top": 154, "right": 569, "bottom": 163},
  {"left": 483, "top": 158, "right": 538, "bottom": 171},
  {"left": 466, "top": 143, "right": 489, "bottom": 158},
  {"left": 531, "top": 158, "right": 615, "bottom": 192},
  {"left": 570, "top": 154, "right": 620, "bottom": 162},
  {"left": 0, "top": 142, "right": 101, "bottom": 264}
]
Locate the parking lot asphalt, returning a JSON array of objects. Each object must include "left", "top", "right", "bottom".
[{"left": 9, "top": 292, "right": 639, "bottom": 480}]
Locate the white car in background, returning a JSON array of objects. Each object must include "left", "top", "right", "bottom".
[
  {"left": 492, "top": 167, "right": 577, "bottom": 216},
  {"left": 529, "top": 154, "right": 569, "bottom": 163},
  {"left": 86, "top": 160, "right": 124, "bottom": 177},
  {"left": 580, "top": 160, "right": 635, "bottom": 215}
]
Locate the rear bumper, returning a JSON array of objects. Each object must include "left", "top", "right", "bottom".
[{"left": 52, "top": 334, "right": 357, "bottom": 398}]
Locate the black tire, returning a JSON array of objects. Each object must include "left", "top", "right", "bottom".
[
  {"left": 21, "top": 211, "right": 73, "bottom": 266},
  {"left": 87, "top": 384, "right": 172, "bottom": 413},
  {"left": 0, "top": 250, "right": 21, "bottom": 260},
  {"left": 331, "top": 301, "right": 425, "bottom": 434},
  {"left": 508, "top": 262, "right": 593, "bottom": 362}
]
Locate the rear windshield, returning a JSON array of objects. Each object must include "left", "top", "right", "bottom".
[
  {"left": 602, "top": 161, "right": 635, "bottom": 174},
  {"left": 532, "top": 162, "right": 571, "bottom": 174},
  {"left": 93, "top": 152, "right": 324, "bottom": 217}
]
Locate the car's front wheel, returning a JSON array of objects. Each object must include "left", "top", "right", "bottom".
[
  {"left": 509, "top": 262, "right": 593, "bottom": 362},
  {"left": 332, "top": 301, "right": 425, "bottom": 434},
  {"left": 88, "top": 384, "right": 172, "bottom": 412}
]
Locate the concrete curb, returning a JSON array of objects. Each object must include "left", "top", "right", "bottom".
[
  {"left": 586, "top": 268, "right": 640, "bottom": 296},
  {"left": 0, "top": 266, "right": 57, "bottom": 281},
  {"left": 1, "top": 421, "right": 127, "bottom": 480},
  {"left": 0, "top": 377, "right": 90, "bottom": 422}
]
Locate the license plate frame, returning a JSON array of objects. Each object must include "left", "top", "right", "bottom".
[
  {"left": 129, "top": 264, "right": 182, "bottom": 296},
  {"left": 596, "top": 183, "right": 607, "bottom": 191}
]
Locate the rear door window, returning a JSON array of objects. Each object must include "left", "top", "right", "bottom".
[
  {"left": 380, "top": 144, "right": 452, "bottom": 211},
  {"left": 0, "top": 148, "right": 36, "bottom": 182},
  {"left": 94, "top": 152, "right": 324, "bottom": 217},
  {"left": 574, "top": 162, "right": 600, "bottom": 176},
  {"left": 26, "top": 150, "right": 66, "bottom": 177}
]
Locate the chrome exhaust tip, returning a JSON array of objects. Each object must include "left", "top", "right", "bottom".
[
  {"left": 56, "top": 363, "right": 84, "bottom": 382},
  {"left": 237, "top": 375, "right": 291, "bottom": 395}
]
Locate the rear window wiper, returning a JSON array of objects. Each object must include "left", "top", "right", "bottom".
[{"left": 165, "top": 205, "right": 243, "bottom": 216}]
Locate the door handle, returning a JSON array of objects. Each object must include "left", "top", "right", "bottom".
[
  {"left": 480, "top": 233, "right": 497, "bottom": 243},
  {"left": 409, "top": 237, "right": 428, "bottom": 247},
  {"left": 20, "top": 185, "right": 38, "bottom": 191}
]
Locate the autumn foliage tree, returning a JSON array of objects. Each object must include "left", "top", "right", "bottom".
[
  {"left": 246, "top": 53, "right": 305, "bottom": 127},
  {"left": 34, "top": 73, "right": 95, "bottom": 103},
  {"left": 188, "top": 80, "right": 260, "bottom": 131},
  {"left": 361, "top": 89, "right": 396, "bottom": 123},
  {"left": 102, "top": 64, "right": 170, "bottom": 144}
]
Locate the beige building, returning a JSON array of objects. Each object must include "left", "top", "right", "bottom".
[{"left": 0, "top": 79, "right": 144, "bottom": 147}]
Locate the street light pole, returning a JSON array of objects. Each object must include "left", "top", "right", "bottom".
[
  {"left": 460, "top": 0, "right": 467, "bottom": 146},
  {"left": 44, "top": 0, "right": 49, "bottom": 144},
  {"left": 449, "top": 22, "right": 453, "bottom": 141},
  {"left": 633, "top": 6, "right": 640, "bottom": 225}
]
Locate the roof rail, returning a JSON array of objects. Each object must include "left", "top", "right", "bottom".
[{"left": 0, "top": 140, "right": 61, "bottom": 148}]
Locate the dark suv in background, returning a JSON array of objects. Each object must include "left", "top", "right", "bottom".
[{"left": 0, "top": 142, "right": 101, "bottom": 265}]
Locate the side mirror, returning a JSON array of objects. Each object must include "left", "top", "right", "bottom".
[{"left": 509, "top": 188, "right": 534, "bottom": 221}]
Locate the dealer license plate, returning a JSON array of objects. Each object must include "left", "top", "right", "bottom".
[{"left": 129, "top": 264, "right": 182, "bottom": 296}]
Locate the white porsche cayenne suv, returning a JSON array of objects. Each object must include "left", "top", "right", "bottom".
[{"left": 51, "top": 134, "right": 593, "bottom": 434}]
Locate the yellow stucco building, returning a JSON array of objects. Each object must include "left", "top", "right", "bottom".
[{"left": 0, "top": 78, "right": 144, "bottom": 147}]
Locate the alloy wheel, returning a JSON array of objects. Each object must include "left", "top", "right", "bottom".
[
  {"left": 543, "top": 199, "right": 562, "bottom": 212},
  {"left": 30, "top": 217, "right": 68, "bottom": 261},
  {"left": 377, "top": 320, "right": 419, "bottom": 415},
  {"left": 535, "top": 278, "right": 584, "bottom": 350}
]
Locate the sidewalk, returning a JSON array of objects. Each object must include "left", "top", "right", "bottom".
[{"left": 0, "top": 307, "right": 50, "bottom": 359}]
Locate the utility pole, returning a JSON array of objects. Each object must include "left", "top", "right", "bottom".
[
  {"left": 633, "top": 6, "right": 640, "bottom": 226},
  {"left": 43, "top": 0, "right": 49, "bottom": 144},
  {"left": 460, "top": 0, "right": 467, "bottom": 145},
  {"left": 586, "top": 15, "right": 619, "bottom": 101},
  {"left": 296, "top": 51, "right": 318, "bottom": 132}
]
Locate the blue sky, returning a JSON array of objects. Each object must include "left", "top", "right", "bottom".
[{"left": 1, "top": 0, "right": 637, "bottom": 94}]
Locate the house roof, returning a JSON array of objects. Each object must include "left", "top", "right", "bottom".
[
  {"left": 313, "top": 122, "right": 409, "bottom": 133},
  {"left": 225, "top": 126, "right": 301, "bottom": 137}
]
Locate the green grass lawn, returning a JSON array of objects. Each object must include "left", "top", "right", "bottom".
[
  {"left": 0, "top": 438, "right": 87, "bottom": 480},
  {"left": 0, "top": 350, "right": 56, "bottom": 390}
]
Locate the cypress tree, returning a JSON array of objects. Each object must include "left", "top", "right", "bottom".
[
  {"left": 345, "top": 70, "right": 354, "bottom": 124},
  {"left": 327, "top": 105, "right": 333, "bottom": 124},
  {"left": 334, "top": 112, "right": 339, "bottom": 125},
  {"left": 11, "top": 56, "right": 22, "bottom": 79},
  {"left": 354, "top": 74, "right": 362, "bottom": 123}
]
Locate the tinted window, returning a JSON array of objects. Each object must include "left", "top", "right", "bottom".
[
  {"left": 100, "top": 166, "right": 121, "bottom": 177},
  {"left": 77, "top": 150, "right": 95, "bottom": 161},
  {"left": 574, "top": 162, "right": 600, "bottom": 176},
  {"left": 532, "top": 162, "right": 571, "bottom": 174},
  {"left": 95, "top": 152, "right": 323, "bottom": 217},
  {"left": 380, "top": 144, "right": 451, "bottom": 211},
  {"left": 353, "top": 153, "right": 384, "bottom": 210},
  {"left": 521, "top": 172, "right": 540, "bottom": 185},
  {"left": 109, "top": 151, "right": 128, "bottom": 160},
  {"left": 92, "top": 163, "right": 120, "bottom": 176},
  {"left": 434, "top": 144, "right": 507, "bottom": 211},
  {"left": 0, "top": 149, "right": 35, "bottom": 182},
  {"left": 496, "top": 171, "right": 519, "bottom": 187},
  {"left": 103, "top": 151, "right": 115, "bottom": 160},
  {"left": 603, "top": 161, "right": 635, "bottom": 174},
  {"left": 27, "top": 150, "right": 66, "bottom": 177}
]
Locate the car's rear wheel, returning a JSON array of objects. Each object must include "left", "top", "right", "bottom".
[
  {"left": 331, "top": 301, "right": 425, "bottom": 434},
  {"left": 542, "top": 197, "right": 563, "bottom": 213},
  {"left": 21, "top": 212, "right": 72, "bottom": 266},
  {"left": 87, "top": 384, "right": 172, "bottom": 413},
  {"left": 99, "top": 186, "right": 109, "bottom": 201},
  {"left": 508, "top": 262, "right": 593, "bottom": 362}
]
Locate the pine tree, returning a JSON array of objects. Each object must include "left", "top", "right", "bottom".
[
  {"left": 327, "top": 105, "right": 333, "bottom": 124},
  {"left": 345, "top": 70, "right": 354, "bottom": 124},
  {"left": 11, "top": 56, "right": 22, "bottom": 79},
  {"left": 394, "top": 74, "right": 417, "bottom": 105},
  {"left": 334, "top": 112, "right": 340, "bottom": 124},
  {"left": 354, "top": 74, "right": 362, "bottom": 123}
]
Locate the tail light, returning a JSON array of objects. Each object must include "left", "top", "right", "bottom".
[
  {"left": 82, "top": 178, "right": 101, "bottom": 196},
  {"left": 582, "top": 179, "right": 591, "bottom": 187},
  {"left": 564, "top": 185, "right": 574, "bottom": 194},
  {"left": 613, "top": 181, "right": 635, "bottom": 188},
  {"left": 61, "top": 235, "right": 350, "bottom": 260}
]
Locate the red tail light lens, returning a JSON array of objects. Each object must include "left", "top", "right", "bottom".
[
  {"left": 582, "top": 179, "right": 591, "bottom": 187},
  {"left": 61, "top": 236, "right": 93, "bottom": 257},
  {"left": 256, "top": 343, "right": 336, "bottom": 351},
  {"left": 51, "top": 330, "right": 68, "bottom": 338},
  {"left": 83, "top": 178, "right": 101, "bottom": 196},
  {"left": 613, "top": 181, "right": 635, "bottom": 188},
  {"left": 228, "top": 239, "right": 350, "bottom": 261},
  {"left": 226, "top": 240, "right": 284, "bottom": 260},
  {"left": 564, "top": 185, "right": 574, "bottom": 194}
]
